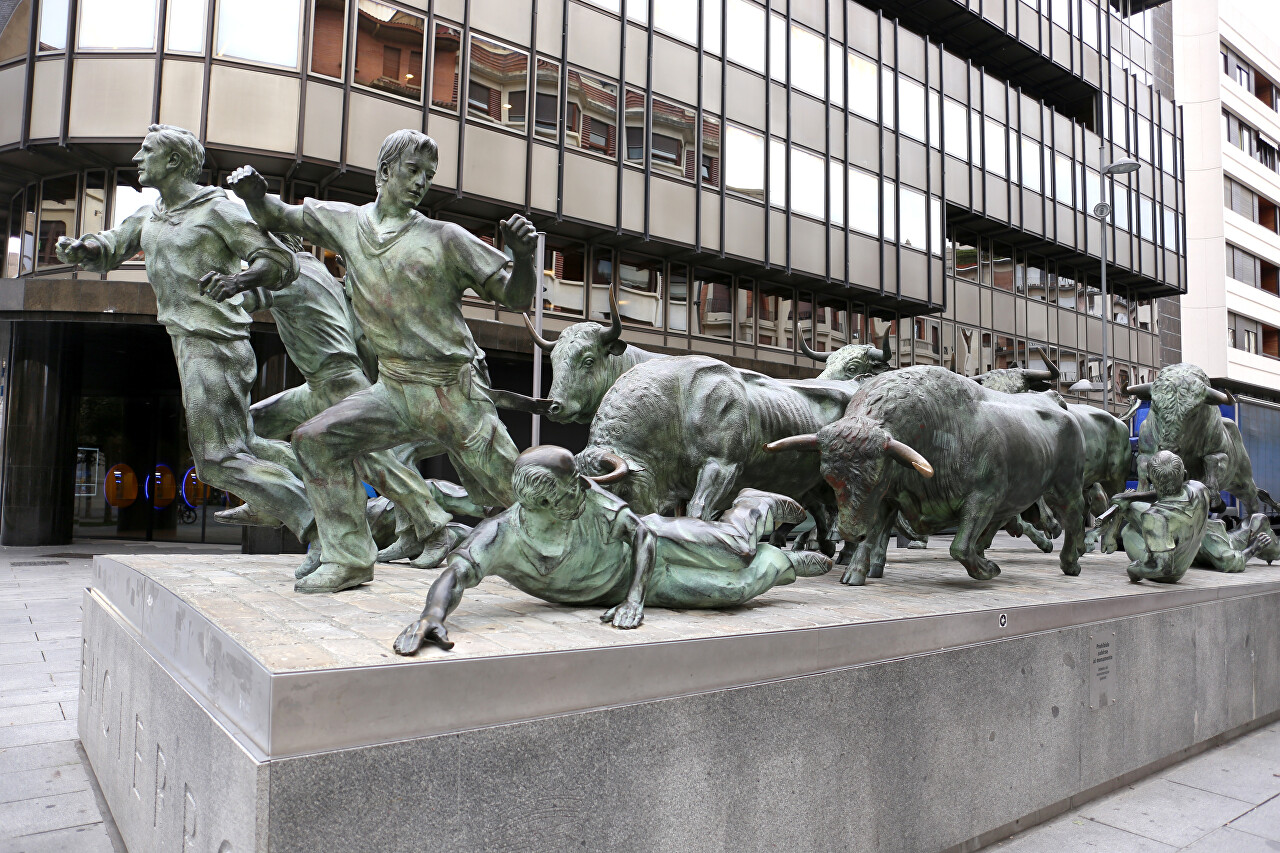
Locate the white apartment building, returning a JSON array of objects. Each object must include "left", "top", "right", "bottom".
[{"left": 1175, "top": 0, "right": 1280, "bottom": 396}]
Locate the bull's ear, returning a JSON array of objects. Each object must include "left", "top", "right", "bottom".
[
  {"left": 886, "top": 439, "right": 934, "bottom": 477},
  {"left": 605, "top": 338, "right": 627, "bottom": 357}
]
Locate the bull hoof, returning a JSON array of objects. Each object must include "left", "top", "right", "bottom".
[
  {"left": 965, "top": 561, "right": 1001, "bottom": 581},
  {"left": 1060, "top": 561, "right": 1082, "bottom": 577},
  {"left": 868, "top": 565, "right": 885, "bottom": 579},
  {"left": 840, "top": 568, "right": 868, "bottom": 586}
]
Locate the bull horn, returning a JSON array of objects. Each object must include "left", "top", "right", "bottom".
[
  {"left": 600, "top": 286, "right": 623, "bottom": 345},
  {"left": 1123, "top": 382, "right": 1152, "bottom": 401},
  {"left": 587, "top": 452, "right": 630, "bottom": 484},
  {"left": 1206, "top": 387, "right": 1236, "bottom": 406},
  {"left": 763, "top": 434, "right": 821, "bottom": 453},
  {"left": 873, "top": 329, "right": 893, "bottom": 363},
  {"left": 799, "top": 336, "right": 831, "bottom": 362},
  {"left": 1025, "top": 346, "right": 1060, "bottom": 382},
  {"left": 522, "top": 314, "right": 556, "bottom": 352},
  {"left": 886, "top": 439, "right": 934, "bottom": 477}
]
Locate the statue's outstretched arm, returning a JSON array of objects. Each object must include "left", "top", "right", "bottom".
[
  {"left": 602, "top": 512, "right": 651, "bottom": 630},
  {"left": 55, "top": 207, "right": 146, "bottom": 274},
  {"left": 226, "top": 165, "right": 309, "bottom": 237},
  {"left": 485, "top": 214, "right": 539, "bottom": 310},
  {"left": 393, "top": 552, "right": 486, "bottom": 655}
]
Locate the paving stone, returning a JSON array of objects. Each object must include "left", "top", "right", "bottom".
[
  {"left": 0, "top": 763, "right": 92, "bottom": 805},
  {"left": 1178, "top": 826, "right": 1280, "bottom": 852},
  {"left": 0, "top": 686, "right": 79, "bottom": 711},
  {"left": 0, "top": 720, "right": 80, "bottom": 750},
  {"left": 0, "top": 704, "right": 65, "bottom": 728},
  {"left": 0, "top": 741, "right": 81, "bottom": 775},
  {"left": 1080, "top": 779, "right": 1256, "bottom": 848},
  {"left": 0, "top": 822, "right": 116, "bottom": 853},
  {"left": 0, "top": 648, "right": 43, "bottom": 666},
  {"left": 0, "top": 790, "right": 101, "bottom": 838},
  {"left": 1164, "top": 744, "right": 1280, "bottom": 805},
  {"left": 1230, "top": 795, "right": 1280, "bottom": 842},
  {"left": 986, "top": 814, "right": 1176, "bottom": 852}
]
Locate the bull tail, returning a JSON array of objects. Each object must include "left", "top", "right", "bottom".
[{"left": 1258, "top": 487, "right": 1279, "bottom": 514}]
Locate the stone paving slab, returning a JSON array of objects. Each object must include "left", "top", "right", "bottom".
[
  {"left": 103, "top": 546, "right": 1280, "bottom": 672},
  {"left": 0, "top": 824, "right": 117, "bottom": 853}
]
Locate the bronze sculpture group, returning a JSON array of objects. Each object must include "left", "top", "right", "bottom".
[{"left": 54, "top": 124, "right": 1279, "bottom": 654}]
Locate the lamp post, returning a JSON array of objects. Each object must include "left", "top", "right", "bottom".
[{"left": 1093, "top": 156, "right": 1141, "bottom": 410}]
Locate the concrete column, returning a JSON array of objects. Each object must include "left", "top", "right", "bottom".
[{"left": 1, "top": 322, "right": 82, "bottom": 546}]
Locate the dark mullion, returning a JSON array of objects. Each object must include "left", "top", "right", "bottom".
[
  {"left": 422, "top": 0, "right": 436, "bottom": 135},
  {"left": 456, "top": 0, "right": 472, "bottom": 199},
  {"left": 336, "top": 0, "right": 357, "bottom": 172},
  {"left": 763, "top": 2, "right": 771, "bottom": 270},
  {"left": 19, "top": 0, "right": 37, "bottom": 148},
  {"left": 925, "top": 39, "right": 934, "bottom": 308},
  {"left": 1177, "top": 103, "right": 1186, "bottom": 294},
  {"left": 718, "top": 0, "right": 726, "bottom": 259},
  {"left": 893, "top": 18, "right": 901, "bottom": 301},
  {"left": 784, "top": 4, "right": 792, "bottom": 277},
  {"left": 151, "top": 0, "right": 169, "bottom": 124},
  {"left": 876, "top": 10, "right": 884, "bottom": 298},
  {"left": 966, "top": 60, "right": 975, "bottom": 217},
  {"left": 59, "top": 0, "right": 78, "bottom": 145},
  {"left": 841, "top": 0, "right": 849, "bottom": 289},
  {"left": 822, "top": 0, "right": 830, "bottom": 285},
  {"left": 199, "top": 0, "right": 217, "bottom": 145},
  {"left": 643, "top": 0, "right": 654, "bottom": 241},
  {"left": 693, "top": 0, "right": 704, "bottom": 253},
  {"left": 937, "top": 37, "right": 946, "bottom": 314},
  {"left": 291, "top": 0, "right": 309, "bottom": 170},
  {"left": 614, "top": 0, "right": 626, "bottom": 236},
  {"left": 556, "top": 0, "right": 568, "bottom": 222},
  {"left": 523, "top": 0, "right": 536, "bottom": 215}
]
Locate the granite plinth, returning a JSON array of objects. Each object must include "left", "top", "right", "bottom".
[{"left": 79, "top": 548, "right": 1280, "bottom": 853}]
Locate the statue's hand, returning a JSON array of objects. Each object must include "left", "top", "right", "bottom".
[
  {"left": 55, "top": 236, "right": 99, "bottom": 266},
  {"left": 199, "top": 270, "right": 248, "bottom": 302},
  {"left": 393, "top": 618, "right": 453, "bottom": 655},
  {"left": 226, "top": 165, "right": 268, "bottom": 204},
  {"left": 602, "top": 598, "right": 644, "bottom": 630},
  {"left": 500, "top": 214, "right": 538, "bottom": 259}
]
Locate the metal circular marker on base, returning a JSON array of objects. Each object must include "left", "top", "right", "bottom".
[{"left": 999, "top": 613, "right": 1008, "bottom": 628}]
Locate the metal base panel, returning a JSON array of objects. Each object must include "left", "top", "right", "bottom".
[{"left": 78, "top": 552, "right": 1280, "bottom": 853}]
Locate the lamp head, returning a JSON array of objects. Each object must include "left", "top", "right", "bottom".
[{"left": 1102, "top": 157, "right": 1141, "bottom": 176}]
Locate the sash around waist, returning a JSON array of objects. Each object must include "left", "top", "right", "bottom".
[{"left": 379, "top": 357, "right": 473, "bottom": 386}]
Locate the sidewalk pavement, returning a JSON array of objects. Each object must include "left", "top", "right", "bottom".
[
  {"left": 0, "top": 540, "right": 236, "bottom": 853},
  {"left": 0, "top": 536, "right": 1277, "bottom": 852}
]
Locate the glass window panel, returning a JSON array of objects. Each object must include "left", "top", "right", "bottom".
[
  {"left": 882, "top": 179, "right": 895, "bottom": 242},
  {"left": 736, "top": 280, "right": 756, "bottom": 343},
  {"left": 1112, "top": 186, "right": 1130, "bottom": 231},
  {"left": 468, "top": 35, "right": 527, "bottom": 127},
  {"left": 726, "top": 0, "right": 764, "bottom": 73},
  {"left": 81, "top": 171, "right": 106, "bottom": 237},
  {"left": 38, "top": 0, "right": 67, "bottom": 50},
  {"left": 827, "top": 41, "right": 844, "bottom": 107},
  {"left": 787, "top": 146, "right": 824, "bottom": 218},
  {"left": 667, "top": 264, "right": 688, "bottom": 332},
  {"left": 216, "top": 0, "right": 300, "bottom": 68},
  {"left": 78, "top": 0, "right": 157, "bottom": 50},
  {"left": 1139, "top": 196, "right": 1154, "bottom": 241},
  {"left": 756, "top": 284, "right": 793, "bottom": 349},
  {"left": 880, "top": 71, "right": 895, "bottom": 131},
  {"left": 1082, "top": 0, "right": 1098, "bottom": 48},
  {"left": 617, "top": 253, "right": 664, "bottom": 327},
  {"left": 567, "top": 69, "right": 618, "bottom": 156},
  {"left": 1161, "top": 131, "right": 1175, "bottom": 173},
  {"left": 847, "top": 52, "right": 876, "bottom": 120},
  {"left": 651, "top": 95, "right": 696, "bottom": 178},
  {"left": 703, "top": 0, "right": 722, "bottom": 55},
  {"left": 943, "top": 99, "right": 968, "bottom": 159},
  {"left": 992, "top": 244, "right": 1014, "bottom": 291},
  {"left": 899, "top": 186, "right": 926, "bottom": 251},
  {"left": 431, "top": 23, "right": 461, "bottom": 110},
  {"left": 693, "top": 269, "right": 733, "bottom": 340},
  {"left": 790, "top": 24, "right": 823, "bottom": 98},
  {"left": 1054, "top": 154, "right": 1074, "bottom": 206},
  {"left": 952, "top": 235, "right": 978, "bottom": 282},
  {"left": 1084, "top": 168, "right": 1101, "bottom": 213},
  {"left": 725, "top": 123, "right": 764, "bottom": 199},
  {"left": 534, "top": 59, "right": 559, "bottom": 139},
  {"left": 829, "top": 160, "right": 844, "bottom": 226},
  {"left": 815, "top": 296, "right": 851, "bottom": 351},
  {"left": 652, "top": 0, "right": 696, "bottom": 43},
  {"left": 1163, "top": 206, "right": 1176, "bottom": 249},
  {"left": 848, "top": 167, "right": 877, "bottom": 236},
  {"left": 307, "top": 0, "right": 343, "bottom": 75},
  {"left": 769, "top": 14, "right": 785, "bottom": 82},
  {"left": 111, "top": 173, "right": 158, "bottom": 262},
  {"left": 984, "top": 118, "right": 1006, "bottom": 177},
  {"left": 352, "top": 2, "right": 424, "bottom": 100},
  {"left": 18, "top": 190, "right": 35, "bottom": 274},
  {"left": 37, "top": 175, "right": 76, "bottom": 268},
  {"left": 542, "top": 237, "right": 586, "bottom": 317},
  {"left": 0, "top": 0, "right": 31, "bottom": 62},
  {"left": 702, "top": 114, "right": 721, "bottom": 187},
  {"left": 589, "top": 248, "right": 614, "bottom": 321},
  {"left": 930, "top": 196, "right": 942, "bottom": 257},
  {"left": 768, "top": 137, "right": 785, "bottom": 208},
  {"left": 970, "top": 112, "right": 982, "bottom": 167},
  {"left": 1137, "top": 117, "right": 1151, "bottom": 161},
  {"left": 928, "top": 90, "right": 940, "bottom": 149},
  {"left": 898, "top": 77, "right": 926, "bottom": 141}
]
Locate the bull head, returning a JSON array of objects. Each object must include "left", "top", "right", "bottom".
[
  {"left": 1122, "top": 380, "right": 1233, "bottom": 407},
  {"left": 763, "top": 434, "right": 932, "bottom": 477},
  {"left": 523, "top": 286, "right": 625, "bottom": 356},
  {"left": 799, "top": 330, "right": 893, "bottom": 367}
]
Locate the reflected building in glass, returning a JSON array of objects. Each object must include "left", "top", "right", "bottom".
[{"left": 0, "top": 0, "right": 1182, "bottom": 545}]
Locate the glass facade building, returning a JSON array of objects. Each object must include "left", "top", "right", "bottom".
[{"left": 0, "top": 0, "right": 1182, "bottom": 544}]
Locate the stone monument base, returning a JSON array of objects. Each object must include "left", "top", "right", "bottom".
[{"left": 79, "top": 549, "right": 1280, "bottom": 853}]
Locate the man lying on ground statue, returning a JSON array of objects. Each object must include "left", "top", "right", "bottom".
[
  {"left": 208, "top": 130, "right": 537, "bottom": 593},
  {"left": 54, "top": 124, "right": 320, "bottom": 569},
  {"left": 392, "top": 445, "right": 833, "bottom": 655},
  {"left": 1097, "top": 450, "right": 1276, "bottom": 584}
]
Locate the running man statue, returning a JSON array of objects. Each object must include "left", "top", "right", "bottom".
[
  {"left": 55, "top": 124, "right": 317, "bottom": 555},
  {"left": 392, "top": 445, "right": 832, "bottom": 655},
  {"left": 211, "top": 130, "right": 537, "bottom": 592}
]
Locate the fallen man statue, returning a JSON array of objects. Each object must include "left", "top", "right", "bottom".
[
  {"left": 1097, "top": 450, "right": 1277, "bottom": 583},
  {"left": 392, "top": 445, "right": 832, "bottom": 654}
]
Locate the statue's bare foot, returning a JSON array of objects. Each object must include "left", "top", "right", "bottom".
[{"left": 602, "top": 600, "right": 644, "bottom": 629}]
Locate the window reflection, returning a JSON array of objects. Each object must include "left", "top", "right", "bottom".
[
  {"left": 468, "top": 35, "right": 528, "bottom": 128},
  {"left": 0, "top": 0, "right": 30, "bottom": 62},
  {"left": 848, "top": 167, "right": 878, "bottom": 236},
  {"left": 78, "top": 0, "right": 157, "bottom": 50},
  {"left": 943, "top": 99, "right": 967, "bottom": 159},
  {"left": 589, "top": 247, "right": 614, "bottom": 322},
  {"left": 216, "top": 0, "right": 300, "bottom": 68},
  {"left": 736, "top": 279, "right": 756, "bottom": 343},
  {"left": 693, "top": 269, "right": 734, "bottom": 340},
  {"left": 952, "top": 235, "right": 978, "bottom": 282},
  {"left": 847, "top": 52, "right": 877, "bottom": 120},
  {"left": 1021, "top": 137, "right": 1041, "bottom": 192},
  {"left": 984, "top": 119, "right": 1006, "bottom": 177},
  {"left": 701, "top": 115, "right": 721, "bottom": 187},
  {"left": 617, "top": 253, "right": 663, "bottom": 327},
  {"left": 899, "top": 186, "right": 926, "bottom": 251},
  {"left": 789, "top": 146, "right": 824, "bottom": 219},
  {"left": 431, "top": 23, "right": 461, "bottom": 110},
  {"left": 309, "top": 0, "right": 345, "bottom": 78},
  {"left": 38, "top": 0, "right": 67, "bottom": 51},
  {"left": 667, "top": 264, "right": 688, "bottom": 332},
  {"left": 726, "top": 0, "right": 764, "bottom": 73},
  {"left": 37, "top": 175, "right": 76, "bottom": 268},
  {"left": 898, "top": 77, "right": 926, "bottom": 142},
  {"left": 567, "top": 69, "right": 618, "bottom": 157},
  {"left": 829, "top": 161, "right": 843, "bottom": 226},
  {"left": 814, "top": 296, "right": 850, "bottom": 352},
  {"left": 725, "top": 124, "right": 764, "bottom": 200},
  {"left": 541, "top": 237, "right": 586, "bottom": 317},
  {"left": 789, "top": 23, "right": 824, "bottom": 98},
  {"left": 756, "top": 285, "right": 793, "bottom": 349},
  {"left": 81, "top": 171, "right": 106, "bottom": 237},
  {"left": 533, "top": 59, "right": 559, "bottom": 140},
  {"left": 1053, "top": 154, "right": 1074, "bottom": 206},
  {"left": 992, "top": 245, "right": 1014, "bottom": 291},
  {"left": 354, "top": 1, "right": 424, "bottom": 101},
  {"left": 652, "top": 0, "right": 697, "bottom": 44}
]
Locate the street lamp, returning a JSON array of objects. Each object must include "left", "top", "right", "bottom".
[{"left": 1092, "top": 156, "right": 1141, "bottom": 410}]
